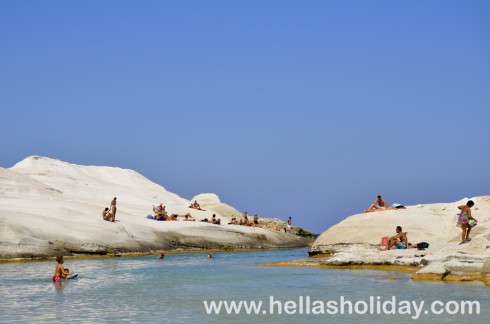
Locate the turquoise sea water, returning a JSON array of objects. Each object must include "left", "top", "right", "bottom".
[{"left": 0, "top": 248, "right": 488, "bottom": 323}]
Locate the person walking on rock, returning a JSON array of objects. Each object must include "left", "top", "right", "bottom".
[{"left": 457, "top": 200, "right": 477, "bottom": 244}]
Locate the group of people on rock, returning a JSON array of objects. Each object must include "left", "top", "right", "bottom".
[
  {"left": 227, "top": 212, "right": 292, "bottom": 232},
  {"left": 200, "top": 214, "right": 221, "bottom": 225},
  {"left": 376, "top": 196, "right": 478, "bottom": 251},
  {"left": 100, "top": 198, "right": 294, "bottom": 234},
  {"left": 101, "top": 197, "right": 117, "bottom": 222},
  {"left": 228, "top": 212, "right": 257, "bottom": 226},
  {"left": 151, "top": 203, "right": 195, "bottom": 221}
]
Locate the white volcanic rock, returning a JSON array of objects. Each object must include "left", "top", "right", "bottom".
[
  {"left": 415, "top": 264, "right": 449, "bottom": 276},
  {"left": 190, "top": 193, "right": 242, "bottom": 218},
  {"left": 0, "top": 156, "right": 310, "bottom": 259},
  {"left": 191, "top": 193, "right": 316, "bottom": 237},
  {"left": 310, "top": 197, "right": 490, "bottom": 280},
  {"left": 312, "top": 196, "right": 490, "bottom": 250}
]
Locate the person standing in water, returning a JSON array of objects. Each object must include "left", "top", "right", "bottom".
[{"left": 53, "top": 256, "right": 74, "bottom": 282}]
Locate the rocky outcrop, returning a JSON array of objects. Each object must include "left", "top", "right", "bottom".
[
  {"left": 0, "top": 156, "right": 311, "bottom": 260},
  {"left": 191, "top": 194, "right": 316, "bottom": 238},
  {"left": 190, "top": 193, "right": 242, "bottom": 218},
  {"left": 307, "top": 197, "right": 490, "bottom": 284}
]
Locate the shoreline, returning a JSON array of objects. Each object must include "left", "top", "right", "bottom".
[
  {"left": 260, "top": 255, "right": 490, "bottom": 286},
  {"left": 259, "top": 259, "right": 418, "bottom": 274},
  {"left": 0, "top": 221, "right": 314, "bottom": 261},
  {"left": 0, "top": 246, "right": 311, "bottom": 264},
  {"left": 0, "top": 156, "right": 315, "bottom": 263}
]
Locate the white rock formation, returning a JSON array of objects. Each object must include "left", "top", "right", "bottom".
[
  {"left": 310, "top": 197, "right": 490, "bottom": 281},
  {"left": 0, "top": 156, "right": 309, "bottom": 259},
  {"left": 190, "top": 193, "right": 242, "bottom": 218}
]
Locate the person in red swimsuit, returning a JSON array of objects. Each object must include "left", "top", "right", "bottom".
[{"left": 53, "top": 256, "right": 74, "bottom": 282}]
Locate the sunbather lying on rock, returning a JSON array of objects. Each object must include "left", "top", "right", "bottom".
[
  {"left": 407, "top": 242, "right": 430, "bottom": 250},
  {"left": 364, "top": 195, "right": 406, "bottom": 213},
  {"left": 378, "top": 226, "right": 408, "bottom": 251}
]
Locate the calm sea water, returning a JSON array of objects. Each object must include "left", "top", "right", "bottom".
[{"left": 0, "top": 248, "right": 488, "bottom": 323}]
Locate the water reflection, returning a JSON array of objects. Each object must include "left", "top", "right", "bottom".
[{"left": 54, "top": 281, "right": 64, "bottom": 293}]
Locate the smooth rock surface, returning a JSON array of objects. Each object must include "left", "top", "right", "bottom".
[
  {"left": 309, "top": 196, "right": 490, "bottom": 282},
  {"left": 0, "top": 156, "right": 311, "bottom": 259}
]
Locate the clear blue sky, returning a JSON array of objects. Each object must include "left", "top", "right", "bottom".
[{"left": 1, "top": 1, "right": 489, "bottom": 233}]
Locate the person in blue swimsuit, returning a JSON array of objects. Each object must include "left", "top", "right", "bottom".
[{"left": 378, "top": 226, "right": 408, "bottom": 251}]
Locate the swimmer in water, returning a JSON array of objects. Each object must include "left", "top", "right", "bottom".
[{"left": 53, "top": 256, "right": 74, "bottom": 282}]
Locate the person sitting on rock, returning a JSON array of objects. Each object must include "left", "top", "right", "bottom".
[
  {"left": 365, "top": 195, "right": 387, "bottom": 213},
  {"left": 378, "top": 226, "right": 408, "bottom": 251},
  {"left": 189, "top": 200, "right": 205, "bottom": 211},
  {"left": 153, "top": 203, "right": 167, "bottom": 219},
  {"left": 152, "top": 205, "right": 179, "bottom": 221},
  {"left": 364, "top": 195, "right": 398, "bottom": 213},
  {"left": 102, "top": 207, "right": 111, "bottom": 221},
  {"left": 183, "top": 213, "right": 195, "bottom": 221},
  {"left": 243, "top": 212, "right": 252, "bottom": 226},
  {"left": 253, "top": 214, "right": 260, "bottom": 226},
  {"left": 210, "top": 214, "right": 221, "bottom": 225}
]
